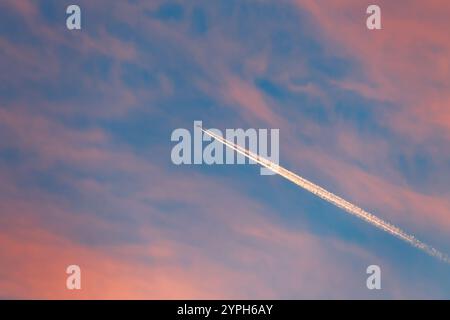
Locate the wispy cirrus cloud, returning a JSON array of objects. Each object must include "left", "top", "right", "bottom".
[{"left": 0, "top": 0, "right": 449, "bottom": 299}]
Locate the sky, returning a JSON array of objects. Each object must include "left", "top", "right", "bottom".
[{"left": 0, "top": 0, "right": 449, "bottom": 299}]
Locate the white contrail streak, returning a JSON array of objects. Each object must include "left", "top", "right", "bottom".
[{"left": 199, "top": 126, "right": 450, "bottom": 264}]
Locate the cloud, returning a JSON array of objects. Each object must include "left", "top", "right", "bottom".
[
  {"left": 294, "top": 0, "right": 450, "bottom": 140},
  {"left": 0, "top": 154, "right": 385, "bottom": 299},
  {"left": 1, "top": 0, "right": 449, "bottom": 298}
]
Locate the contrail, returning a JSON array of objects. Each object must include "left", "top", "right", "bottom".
[{"left": 199, "top": 126, "right": 450, "bottom": 264}]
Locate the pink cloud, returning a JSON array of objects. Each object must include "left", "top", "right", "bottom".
[
  {"left": 0, "top": 165, "right": 384, "bottom": 299},
  {"left": 284, "top": 138, "right": 450, "bottom": 239},
  {"left": 1, "top": 0, "right": 448, "bottom": 299},
  {"left": 294, "top": 0, "right": 450, "bottom": 140},
  {"left": 222, "top": 74, "right": 284, "bottom": 127}
]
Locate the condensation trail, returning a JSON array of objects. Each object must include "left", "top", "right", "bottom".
[{"left": 199, "top": 126, "right": 450, "bottom": 264}]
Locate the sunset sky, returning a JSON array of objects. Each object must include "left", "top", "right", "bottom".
[{"left": 0, "top": 0, "right": 449, "bottom": 299}]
